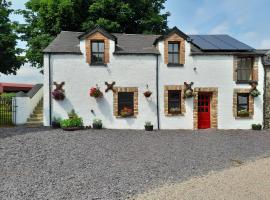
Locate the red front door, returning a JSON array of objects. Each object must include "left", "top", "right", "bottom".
[{"left": 198, "top": 93, "right": 211, "bottom": 129}]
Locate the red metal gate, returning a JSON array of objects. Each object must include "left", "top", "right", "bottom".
[{"left": 198, "top": 93, "right": 211, "bottom": 129}]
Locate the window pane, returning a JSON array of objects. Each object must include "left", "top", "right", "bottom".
[
  {"left": 168, "top": 53, "right": 173, "bottom": 63},
  {"left": 173, "top": 54, "right": 179, "bottom": 63},
  {"left": 168, "top": 43, "right": 174, "bottom": 52},
  {"left": 92, "top": 53, "right": 104, "bottom": 63},
  {"left": 237, "top": 94, "right": 249, "bottom": 112},
  {"left": 118, "top": 92, "right": 134, "bottom": 116},
  {"left": 99, "top": 42, "right": 104, "bottom": 52},
  {"left": 168, "top": 90, "right": 181, "bottom": 114},
  {"left": 92, "top": 42, "right": 98, "bottom": 52},
  {"left": 173, "top": 43, "right": 179, "bottom": 52}
]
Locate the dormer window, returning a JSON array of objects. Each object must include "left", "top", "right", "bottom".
[
  {"left": 168, "top": 42, "right": 180, "bottom": 64},
  {"left": 91, "top": 41, "right": 105, "bottom": 64}
]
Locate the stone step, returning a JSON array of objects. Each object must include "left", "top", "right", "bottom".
[
  {"left": 30, "top": 113, "right": 43, "bottom": 118},
  {"left": 27, "top": 117, "right": 43, "bottom": 122},
  {"left": 26, "top": 121, "right": 43, "bottom": 127}
]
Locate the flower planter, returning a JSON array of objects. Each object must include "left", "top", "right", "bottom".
[
  {"left": 144, "top": 91, "right": 152, "bottom": 98},
  {"left": 237, "top": 111, "right": 250, "bottom": 118},
  {"left": 250, "top": 89, "right": 260, "bottom": 98},
  {"left": 93, "top": 123, "right": 102, "bottom": 129},
  {"left": 52, "top": 90, "right": 65, "bottom": 101},
  {"left": 62, "top": 127, "right": 83, "bottom": 131},
  {"left": 184, "top": 90, "right": 193, "bottom": 98},
  {"left": 145, "top": 125, "right": 153, "bottom": 131},
  {"left": 90, "top": 87, "right": 103, "bottom": 98}
]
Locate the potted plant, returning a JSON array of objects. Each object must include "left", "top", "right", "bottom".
[
  {"left": 68, "top": 109, "right": 78, "bottom": 119},
  {"left": 120, "top": 107, "right": 133, "bottom": 117},
  {"left": 92, "top": 118, "right": 102, "bottom": 129},
  {"left": 252, "top": 124, "right": 262, "bottom": 130},
  {"left": 60, "top": 117, "right": 84, "bottom": 131},
  {"left": 250, "top": 89, "right": 261, "bottom": 97},
  {"left": 169, "top": 107, "right": 181, "bottom": 114},
  {"left": 184, "top": 89, "right": 193, "bottom": 98},
  {"left": 52, "top": 117, "right": 61, "bottom": 129},
  {"left": 90, "top": 85, "right": 103, "bottom": 98},
  {"left": 143, "top": 85, "right": 152, "bottom": 98},
  {"left": 145, "top": 121, "right": 153, "bottom": 131},
  {"left": 237, "top": 110, "right": 250, "bottom": 117},
  {"left": 52, "top": 90, "right": 65, "bottom": 100}
]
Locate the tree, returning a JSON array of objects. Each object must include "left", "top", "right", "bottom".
[
  {"left": 0, "top": 0, "right": 23, "bottom": 75},
  {"left": 19, "top": 0, "right": 169, "bottom": 68}
]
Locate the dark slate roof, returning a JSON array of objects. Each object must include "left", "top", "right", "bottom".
[
  {"left": 43, "top": 29, "right": 260, "bottom": 56},
  {"left": 112, "top": 33, "right": 160, "bottom": 55},
  {"left": 43, "top": 31, "right": 83, "bottom": 54},
  {"left": 189, "top": 35, "right": 254, "bottom": 51},
  {"left": 79, "top": 26, "right": 116, "bottom": 41},
  {"left": 154, "top": 26, "right": 189, "bottom": 45}
]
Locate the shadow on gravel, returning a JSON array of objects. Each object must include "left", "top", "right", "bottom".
[{"left": 0, "top": 126, "right": 51, "bottom": 139}]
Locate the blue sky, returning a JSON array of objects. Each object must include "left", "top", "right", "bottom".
[{"left": 2, "top": 0, "right": 270, "bottom": 84}]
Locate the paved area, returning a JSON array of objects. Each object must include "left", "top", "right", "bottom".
[
  {"left": 0, "top": 127, "right": 270, "bottom": 200},
  {"left": 134, "top": 157, "right": 270, "bottom": 200}
]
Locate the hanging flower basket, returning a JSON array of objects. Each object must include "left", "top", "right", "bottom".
[
  {"left": 143, "top": 91, "right": 152, "bottom": 98},
  {"left": 52, "top": 90, "right": 65, "bottom": 101},
  {"left": 89, "top": 86, "right": 103, "bottom": 98},
  {"left": 120, "top": 107, "right": 133, "bottom": 117},
  {"left": 250, "top": 89, "right": 260, "bottom": 97},
  {"left": 184, "top": 89, "right": 193, "bottom": 98}
]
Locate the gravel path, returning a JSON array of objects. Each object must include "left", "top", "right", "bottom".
[
  {"left": 134, "top": 157, "right": 270, "bottom": 200},
  {"left": 1, "top": 127, "right": 270, "bottom": 200}
]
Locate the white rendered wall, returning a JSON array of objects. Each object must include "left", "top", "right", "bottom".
[
  {"left": 15, "top": 86, "right": 43, "bottom": 124},
  {"left": 44, "top": 40, "right": 158, "bottom": 129},
  {"left": 158, "top": 41, "right": 264, "bottom": 129},
  {"left": 43, "top": 37, "right": 264, "bottom": 129}
]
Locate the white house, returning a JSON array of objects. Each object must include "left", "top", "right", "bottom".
[{"left": 43, "top": 26, "right": 266, "bottom": 129}]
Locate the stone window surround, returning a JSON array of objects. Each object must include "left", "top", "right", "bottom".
[
  {"left": 113, "top": 87, "right": 138, "bottom": 118},
  {"left": 193, "top": 87, "right": 218, "bottom": 130},
  {"left": 233, "top": 56, "right": 259, "bottom": 83},
  {"left": 164, "top": 33, "right": 185, "bottom": 65},
  {"left": 233, "top": 88, "right": 254, "bottom": 119},
  {"left": 85, "top": 32, "right": 110, "bottom": 65},
  {"left": 164, "top": 85, "right": 186, "bottom": 116}
]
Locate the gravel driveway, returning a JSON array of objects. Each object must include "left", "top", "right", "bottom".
[{"left": 1, "top": 127, "right": 270, "bottom": 200}]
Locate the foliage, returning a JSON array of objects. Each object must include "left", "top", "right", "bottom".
[
  {"left": 250, "top": 89, "right": 261, "bottom": 97},
  {"left": 18, "top": 0, "right": 169, "bottom": 68},
  {"left": 68, "top": 109, "right": 78, "bottom": 119},
  {"left": 0, "top": 93, "right": 16, "bottom": 99},
  {"left": 251, "top": 124, "right": 262, "bottom": 130},
  {"left": 0, "top": 0, "right": 23, "bottom": 74},
  {"left": 120, "top": 107, "right": 133, "bottom": 117},
  {"left": 169, "top": 107, "right": 181, "bottom": 114},
  {"left": 52, "top": 116, "right": 62, "bottom": 122},
  {"left": 60, "top": 117, "right": 83, "bottom": 128},
  {"left": 93, "top": 118, "right": 102, "bottom": 126},
  {"left": 145, "top": 121, "right": 152, "bottom": 126},
  {"left": 89, "top": 85, "right": 103, "bottom": 98},
  {"left": 237, "top": 110, "right": 249, "bottom": 117}
]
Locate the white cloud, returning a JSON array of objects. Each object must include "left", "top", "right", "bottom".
[
  {"left": 0, "top": 63, "right": 43, "bottom": 84},
  {"left": 209, "top": 22, "right": 230, "bottom": 34},
  {"left": 260, "top": 39, "right": 270, "bottom": 49}
]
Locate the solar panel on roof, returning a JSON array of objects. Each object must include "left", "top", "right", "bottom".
[
  {"left": 189, "top": 35, "right": 219, "bottom": 50},
  {"left": 216, "top": 35, "right": 254, "bottom": 50},
  {"left": 189, "top": 34, "right": 254, "bottom": 51}
]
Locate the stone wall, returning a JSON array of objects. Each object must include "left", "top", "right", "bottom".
[{"left": 264, "top": 67, "right": 270, "bottom": 128}]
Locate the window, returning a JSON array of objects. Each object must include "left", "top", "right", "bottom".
[
  {"left": 237, "top": 57, "right": 253, "bottom": 82},
  {"left": 118, "top": 92, "right": 134, "bottom": 117},
  {"left": 91, "top": 41, "right": 105, "bottom": 64},
  {"left": 168, "top": 42, "right": 180, "bottom": 64},
  {"left": 168, "top": 90, "right": 181, "bottom": 114},
  {"left": 237, "top": 93, "right": 249, "bottom": 117}
]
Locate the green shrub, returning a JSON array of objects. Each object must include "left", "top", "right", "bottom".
[
  {"left": 60, "top": 117, "right": 83, "bottom": 128},
  {"left": 145, "top": 121, "right": 152, "bottom": 126},
  {"left": 0, "top": 93, "right": 16, "bottom": 99},
  {"left": 251, "top": 124, "right": 262, "bottom": 130},
  {"left": 93, "top": 118, "right": 102, "bottom": 126}
]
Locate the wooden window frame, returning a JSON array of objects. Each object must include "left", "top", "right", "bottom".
[
  {"left": 237, "top": 93, "right": 249, "bottom": 117},
  {"left": 91, "top": 40, "right": 105, "bottom": 65},
  {"left": 117, "top": 92, "right": 134, "bottom": 117},
  {"left": 236, "top": 56, "right": 254, "bottom": 83},
  {"left": 168, "top": 90, "right": 181, "bottom": 115},
  {"left": 168, "top": 41, "right": 180, "bottom": 65},
  {"left": 233, "top": 89, "right": 254, "bottom": 119}
]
